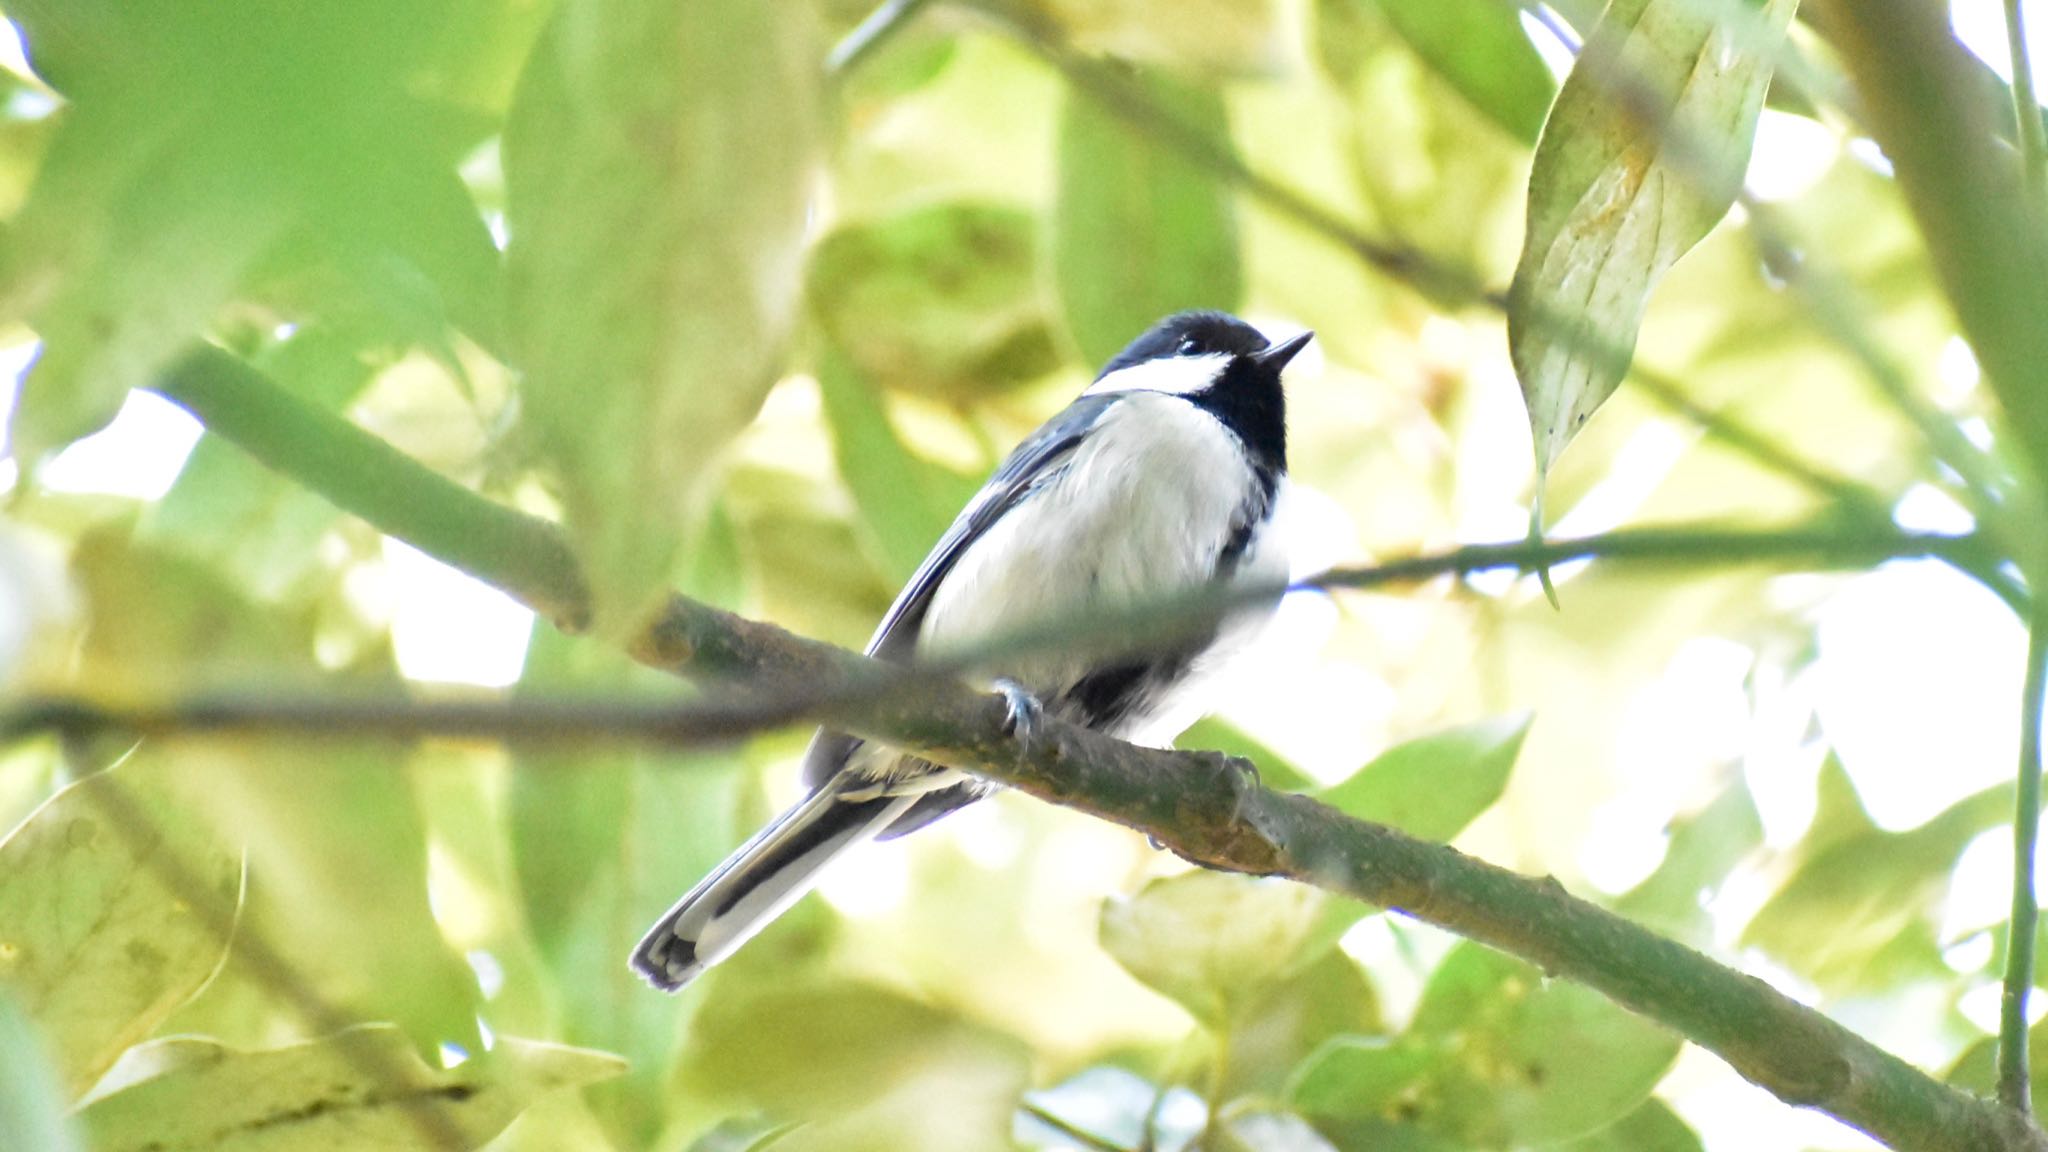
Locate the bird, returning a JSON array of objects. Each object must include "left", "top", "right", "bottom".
[{"left": 631, "top": 310, "right": 1312, "bottom": 991}]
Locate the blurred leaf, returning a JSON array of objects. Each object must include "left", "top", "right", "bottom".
[
  {"left": 510, "top": 627, "right": 743, "bottom": 1148},
  {"left": 1365, "top": 0, "right": 1557, "bottom": 144},
  {"left": 816, "top": 345, "right": 975, "bottom": 583},
  {"left": 75, "top": 1025, "right": 623, "bottom": 1152},
  {"left": 1742, "top": 778, "right": 2010, "bottom": 995},
  {"left": 688, "top": 1117, "right": 801, "bottom": 1152},
  {"left": 258, "top": 148, "right": 506, "bottom": 363},
  {"left": 1313, "top": 0, "right": 1383, "bottom": 86},
  {"left": 677, "top": 979, "right": 1029, "bottom": 1120},
  {"left": 153, "top": 740, "right": 487, "bottom": 1053},
  {"left": 758, "top": 1047, "right": 1027, "bottom": 1152},
  {"left": 6, "top": 107, "right": 291, "bottom": 464},
  {"left": 0, "top": 766, "right": 238, "bottom": 1097},
  {"left": 505, "top": 0, "right": 818, "bottom": 633},
  {"left": 7, "top": 1, "right": 493, "bottom": 108},
  {"left": 1289, "top": 1035, "right": 1436, "bottom": 1121},
  {"left": 1023, "top": 0, "right": 1289, "bottom": 78},
  {"left": 0, "top": 990, "right": 80, "bottom": 1151},
  {"left": 5, "top": 0, "right": 506, "bottom": 462},
  {"left": 1318, "top": 715, "right": 1530, "bottom": 842},
  {"left": 1507, "top": 0, "right": 1793, "bottom": 480},
  {"left": 1180, "top": 716, "right": 1315, "bottom": 792},
  {"left": 69, "top": 536, "right": 482, "bottom": 1051},
  {"left": 830, "top": 17, "right": 959, "bottom": 108},
  {"left": 1292, "top": 945, "right": 1680, "bottom": 1147},
  {"left": 1100, "top": 872, "right": 1327, "bottom": 1028},
  {"left": 1556, "top": 1097, "right": 1703, "bottom": 1152},
  {"left": 1053, "top": 67, "right": 1241, "bottom": 368},
  {"left": 1947, "top": 1022, "right": 2048, "bottom": 1103},
  {"left": 1613, "top": 778, "right": 1761, "bottom": 940},
  {"left": 1228, "top": 1111, "right": 1343, "bottom": 1152},
  {"left": 726, "top": 462, "right": 896, "bottom": 646},
  {"left": 138, "top": 434, "right": 343, "bottom": 602},
  {"left": 1342, "top": 26, "right": 1532, "bottom": 283},
  {"left": 809, "top": 202, "right": 1059, "bottom": 402},
  {"left": 1225, "top": 948, "right": 1382, "bottom": 1098},
  {"left": 1017, "top": 1067, "right": 1203, "bottom": 1152}
]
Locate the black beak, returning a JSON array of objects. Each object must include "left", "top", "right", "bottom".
[{"left": 1252, "top": 330, "right": 1313, "bottom": 373}]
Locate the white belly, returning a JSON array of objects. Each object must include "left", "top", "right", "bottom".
[{"left": 916, "top": 392, "right": 1287, "bottom": 742}]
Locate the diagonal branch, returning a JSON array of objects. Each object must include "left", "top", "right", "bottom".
[{"left": 144, "top": 346, "right": 2048, "bottom": 1150}]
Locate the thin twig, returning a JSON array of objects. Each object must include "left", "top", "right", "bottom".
[
  {"left": 2006, "top": 0, "right": 2048, "bottom": 213},
  {"left": 1017, "top": 1099, "right": 1134, "bottom": 1152},
  {"left": 825, "top": 0, "right": 937, "bottom": 78},
  {"left": 2004, "top": 602, "right": 2048, "bottom": 1113},
  {"left": 1, "top": 524, "right": 1990, "bottom": 751}
]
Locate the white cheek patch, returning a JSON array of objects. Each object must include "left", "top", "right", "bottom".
[{"left": 1083, "top": 352, "right": 1230, "bottom": 398}]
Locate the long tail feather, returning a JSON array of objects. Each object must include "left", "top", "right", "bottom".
[{"left": 630, "top": 782, "right": 917, "bottom": 991}]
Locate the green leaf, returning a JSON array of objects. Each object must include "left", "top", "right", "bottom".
[
  {"left": 76, "top": 1025, "right": 623, "bottom": 1152},
  {"left": 1613, "top": 778, "right": 1761, "bottom": 940},
  {"left": 70, "top": 530, "right": 482, "bottom": 1052},
  {"left": 1099, "top": 871, "right": 1327, "bottom": 1028},
  {"left": 1947, "top": 1022, "right": 2048, "bottom": 1105},
  {"left": 1741, "top": 779, "right": 2009, "bottom": 995},
  {"left": 676, "top": 979, "right": 1028, "bottom": 1120},
  {"left": 1052, "top": 67, "right": 1242, "bottom": 368},
  {"left": 1293, "top": 945, "right": 1680, "bottom": 1147},
  {"left": 1318, "top": 715, "right": 1530, "bottom": 842},
  {"left": 1226, "top": 1112, "right": 1342, "bottom": 1152},
  {"left": 0, "top": 767, "right": 238, "bottom": 1097},
  {"left": 138, "top": 433, "right": 343, "bottom": 602},
  {"left": 1289, "top": 1035, "right": 1436, "bottom": 1119},
  {"left": 510, "top": 626, "right": 743, "bottom": 1148},
  {"left": 0, "top": 989, "right": 83, "bottom": 1151},
  {"left": 151, "top": 741, "right": 487, "bottom": 1054},
  {"left": 1177, "top": 716, "right": 1314, "bottom": 793},
  {"left": 1556, "top": 1097, "right": 1704, "bottom": 1152},
  {"left": 1026, "top": 0, "right": 1288, "bottom": 78},
  {"left": 815, "top": 345, "right": 976, "bottom": 584},
  {"left": 1417, "top": 946, "right": 1680, "bottom": 1146},
  {"left": 1366, "top": 0, "right": 1557, "bottom": 144},
  {"left": 504, "top": 0, "right": 819, "bottom": 634},
  {"left": 1507, "top": 0, "right": 1794, "bottom": 481},
  {"left": 807, "top": 202, "right": 1059, "bottom": 403},
  {"left": 1341, "top": 30, "right": 1531, "bottom": 283},
  {"left": 7, "top": 107, "right": 292, "bottom": 465},
  {"left": 1224, "top": 948, "right": 1382, "bottom": 1099}
]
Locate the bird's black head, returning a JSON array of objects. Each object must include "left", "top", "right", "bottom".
[{"left": 1088, "top": 310, "right": 1310, "bottom": 481}]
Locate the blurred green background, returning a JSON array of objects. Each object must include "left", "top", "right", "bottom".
[{"left": 0, "top": 1, "right": 2039, "bottom": 1150}]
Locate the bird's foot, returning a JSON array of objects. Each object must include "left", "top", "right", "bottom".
[{"left": 994, "top": 678, "right": 1045, "bottom": 749}]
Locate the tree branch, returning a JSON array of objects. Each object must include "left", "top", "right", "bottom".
[
  {"left": 143, "top": 347, "right": 2048, "bottom": 1150},
  {"left": 1, "top": 506, "right": 1986, "bottom": 750},
  {"left": 2006, "top": 602, "right": 2048, "bottom": 1113}
]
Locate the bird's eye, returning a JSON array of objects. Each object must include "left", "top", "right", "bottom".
[{"left": 1177, "top": 337, "right": 1202, "bottom": 355}]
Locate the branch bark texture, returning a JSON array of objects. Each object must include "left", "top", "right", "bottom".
[{"left": 147, "top": 348, "right": 2048, "bottom": 1152}]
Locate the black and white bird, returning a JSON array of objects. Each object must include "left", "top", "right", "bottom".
[{"left": 631, "top": 311, "right": 1311, "bottom": 991}]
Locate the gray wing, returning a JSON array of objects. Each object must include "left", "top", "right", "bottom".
[{"left": 800, "top": 393, "right": 1119, "bottom": 792}]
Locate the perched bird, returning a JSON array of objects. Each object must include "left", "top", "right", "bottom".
[{"left": 632, "top": 311, "right": 1311, "bottom": 991}]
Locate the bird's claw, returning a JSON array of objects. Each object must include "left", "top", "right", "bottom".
[{"left": 994, "top": 678, "right": 1044, "bottom": 748}]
